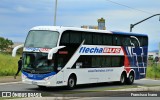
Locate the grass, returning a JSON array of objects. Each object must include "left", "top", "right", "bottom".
[
  {"left": 146, "top": 61, "right": 160, "bottom": 79},
  {"left": 0, "top": 53, "right": 21, "bottom": 76}
]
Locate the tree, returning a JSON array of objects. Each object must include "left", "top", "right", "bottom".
[{"left": 0, "top": 37, "right": 14, "bottom": 52}]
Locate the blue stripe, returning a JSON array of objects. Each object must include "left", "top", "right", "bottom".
[
  {"left": 112, "top": 31, "right": 148, "bottom": 37},
  {"left": 22, "top": 71, "right": 56, "bottom": 80}
]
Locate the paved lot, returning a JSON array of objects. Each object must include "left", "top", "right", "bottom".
[{"left": 0, "top": 76, "right": 21, "bottom": 83}]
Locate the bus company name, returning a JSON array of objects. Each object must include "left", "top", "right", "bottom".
[
  {"left": 40, "top": 48, "right": 51, "bottom": 52},
  {"left": 24, "top": 47, "right": 50, "bottom": 52},
  {"left": 25, "top": 47, "right": 39, "bottom": 52},
  {"left": 79, "top": 47, "right": 121, "bottom": 53}
]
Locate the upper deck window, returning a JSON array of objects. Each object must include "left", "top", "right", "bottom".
[{"left": 25, "top": 30, "right": 59, "bottom": 48}]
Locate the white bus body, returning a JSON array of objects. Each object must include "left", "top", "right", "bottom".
[{"left": 12, "top": 26, "right": 148, "bottom": 89}]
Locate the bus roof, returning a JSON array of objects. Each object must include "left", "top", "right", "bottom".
[
  {"left": 30, "top": 26, "right": 112, "bottom": 34},
  {"left": 112, "top": 31, "right": 148, "bottom": 37},
  {"left": 31, "top": 26, "right": 112, "bottom": 33},
  {"left": 30, "top": 26, "right": 148, "bottom": 37}
]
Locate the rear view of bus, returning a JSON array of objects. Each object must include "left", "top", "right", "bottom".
[{"left": 12, "top": 26, "right": 148, "bottom": 89}]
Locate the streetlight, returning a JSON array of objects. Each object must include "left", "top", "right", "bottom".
[
  {"left": 130, "top": 14, "right": 160, "bottom": 32},
  {"left": 54, "top": 0, "right": 58, "bottom": 26}
]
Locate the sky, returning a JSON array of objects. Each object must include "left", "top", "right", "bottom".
[{"left": 0, "top": 0, "right": 159, "bottom": 51}]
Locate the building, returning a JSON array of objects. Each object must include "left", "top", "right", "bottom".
[
  {"left": 81, "top": 17, "right": 106, "bottom": 30},
  {"left": 148, "top": 51, "right": 159, "bottom": 60},
  {"left": 98, "top": 17, "right": 106, "bottom": 30},
  {"left": 81, "top": 25, "right": 98, "bottom": 29}
]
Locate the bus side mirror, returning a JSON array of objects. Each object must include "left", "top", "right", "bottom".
[
  {"left": 12, "top": 44, "right": 24, "bottom": 57},
  {"left": 48, "top": 46, "right": 66, "bottom": 60}
]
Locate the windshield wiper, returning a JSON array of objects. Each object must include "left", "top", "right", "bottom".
[
  {"left": 22, "top": 68, "right": 33, "bottom": 73},
  {"left": 22, "top": 67, "right": 53, "bottom": 74}
]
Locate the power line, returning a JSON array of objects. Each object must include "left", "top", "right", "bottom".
[{"left": 105, "top": 0, "right": 153, "bottom": 15}]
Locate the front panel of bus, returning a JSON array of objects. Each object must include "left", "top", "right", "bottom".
[{"left": 21, "top": 30, "right": 60, "bottom": 86}]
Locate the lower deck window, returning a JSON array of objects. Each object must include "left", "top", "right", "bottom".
[{"left": 72, "top": 56, "right": 124, "bottom": 68}]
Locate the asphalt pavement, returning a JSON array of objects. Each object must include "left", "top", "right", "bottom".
[
  {"left": 0, "top": 78, "right": 160, "bottom": 99},
  {"left": 0, "top": 76, "right": 21, "bottom": 83}
]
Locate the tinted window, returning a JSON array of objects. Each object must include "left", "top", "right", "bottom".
[
  {"left": 103, "top": 34, "right": 112, "bottom": 45},
  {"left": 113, "top": 35, "right": 122, "bottom": 46},
  {"left": 70, "top": 31, "right": 81, "bottom": 44},
  {"left": 138, "top": 37, "right": 143, "bottom": 46},
  {"left": 131, "top": 37, "right": 139, "bottom": 47},
  {"left": 60, "top": 31, "right": 70, "bottom": 44},
  {"left": 122, "top": 36, "right": 131, "bottom": 46},
  {"left": 131, "top": 36, "right": 148, "bottom": 47},
  {"left": 101, "top": 56, "right": 112, "bottom": 67},
  {"left": 112, "top": 56, "right": 124, "bottom": 67},
  {"left": 93, "top": 33, "right": 102, "bottom": 45},
  {"left": 142, "top": 37, "right": 148, "bottom": 46},
  {"left": 92, "top": 56, "right": 101, "bottom": 67},
  {"left": 73, "top": 56, "right": 124, "bottom": 68},
  {"left": 82, "top": 32, "right": 92, "bottom": 44}
]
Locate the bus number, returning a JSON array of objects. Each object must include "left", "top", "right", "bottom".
[{"left": 56, "top": 81, "right": 63, "bottom": 84}]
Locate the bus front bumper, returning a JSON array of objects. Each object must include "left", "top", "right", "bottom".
[{"left": 21, "top": 74, "right": 56, "bottom": 86}]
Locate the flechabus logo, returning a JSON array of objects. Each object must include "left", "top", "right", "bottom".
[
  {"left": 39, "top": 48, "right": 51, "bottom": 52},
  {"left": 79, "top": 47, "right": 103, "bottom": 53},
  {"left": 79, "top": 47, "right": 121, "bottom": 54},
  {"left": 103, "top": 48, "right": 121, "bottom": 53}
]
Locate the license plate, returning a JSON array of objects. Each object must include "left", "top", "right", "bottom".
[{"left": 32, "top": 81, "right": 37, "bottom": 85}]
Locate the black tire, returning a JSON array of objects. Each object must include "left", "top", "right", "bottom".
[
  {"left": 120, "top": 73, "right": 126, "bottom": 85},
  {"left": 67, "top": 76, "right": 76, "bottom": 90},
  {"left": 126, "top": 72, "right": 134, "bottom": 85}
]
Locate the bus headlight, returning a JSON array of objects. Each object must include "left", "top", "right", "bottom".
[
  {"left": 44, "top": 77, "right": 49, "bottom": 81},
  {"left": 44, "top": 75, "right": 53, "bottom": 81},
  {"left": 22, "top": 74, "right": 27, "bottom": 79}
]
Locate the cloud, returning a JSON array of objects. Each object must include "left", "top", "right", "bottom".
[
  {"left": 0, "top": 8, "right": 12, "bottom": 13},
  {"left": 0, "top": 0, "right": 159, "bottom": 50},
  {"left": 57, "top": 8, "right": 160, "bottom": 51},
  {"left": 15, "top": 6, "right": 34, "bottom": 13}
]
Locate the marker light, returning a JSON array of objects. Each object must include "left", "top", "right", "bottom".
[
  {"left": 22, "top": 74, "right": 27, "bottom": 79},
  {"left": 44, "top": 75, "right": 54, "bottom": 81}
]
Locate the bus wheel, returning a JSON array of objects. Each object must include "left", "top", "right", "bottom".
[
  {"left": 67, "top": 76, "right": 76, "bottom": 90},
  {"left": 127, "top": 72, "right": 134, "bottom": 85},
  {"left": 120, "top": 73, "right": 126, "bottom": 85}
]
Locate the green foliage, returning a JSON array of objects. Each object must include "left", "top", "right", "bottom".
[
  {"left": 146, "top": 62, "right": 160, "bottom": 79},
  {"left": 0, "top": 53, "right": 20, "bottom": 76},
  {"left": 0, "top": 37, "right": 13, "bottom": 52}
]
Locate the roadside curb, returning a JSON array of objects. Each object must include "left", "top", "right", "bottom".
[
  {"left": 107, "top": 86, "right": 160, "bottom": 91},
  {"left": 8, "top": 86, "right": 160, "bottom": 100},
  {"left": 0, "top": 81, "right": 21, "bottom": 85}
]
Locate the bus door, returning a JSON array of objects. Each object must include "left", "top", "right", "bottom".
[{"left": 55, "top": 51, "right": 69, "bottom": 86}]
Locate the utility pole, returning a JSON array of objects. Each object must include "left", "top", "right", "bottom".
[
  {"left": 54, "top": 0, "right": 58, "bottom": 26},
  {"left": 130, "top": 14, "right": 160, "bottom": 32}
]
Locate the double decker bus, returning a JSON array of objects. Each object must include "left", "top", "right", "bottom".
[{"left": 12, "top": 26, "right": 148, "bottom": 89}]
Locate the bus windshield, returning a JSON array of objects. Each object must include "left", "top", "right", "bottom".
[
  {"left": 22, "top": 53, "right": 55, "bottom": 74},
  {"left": 25, "top": 30, "right": 59, "bottom": 48}
]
